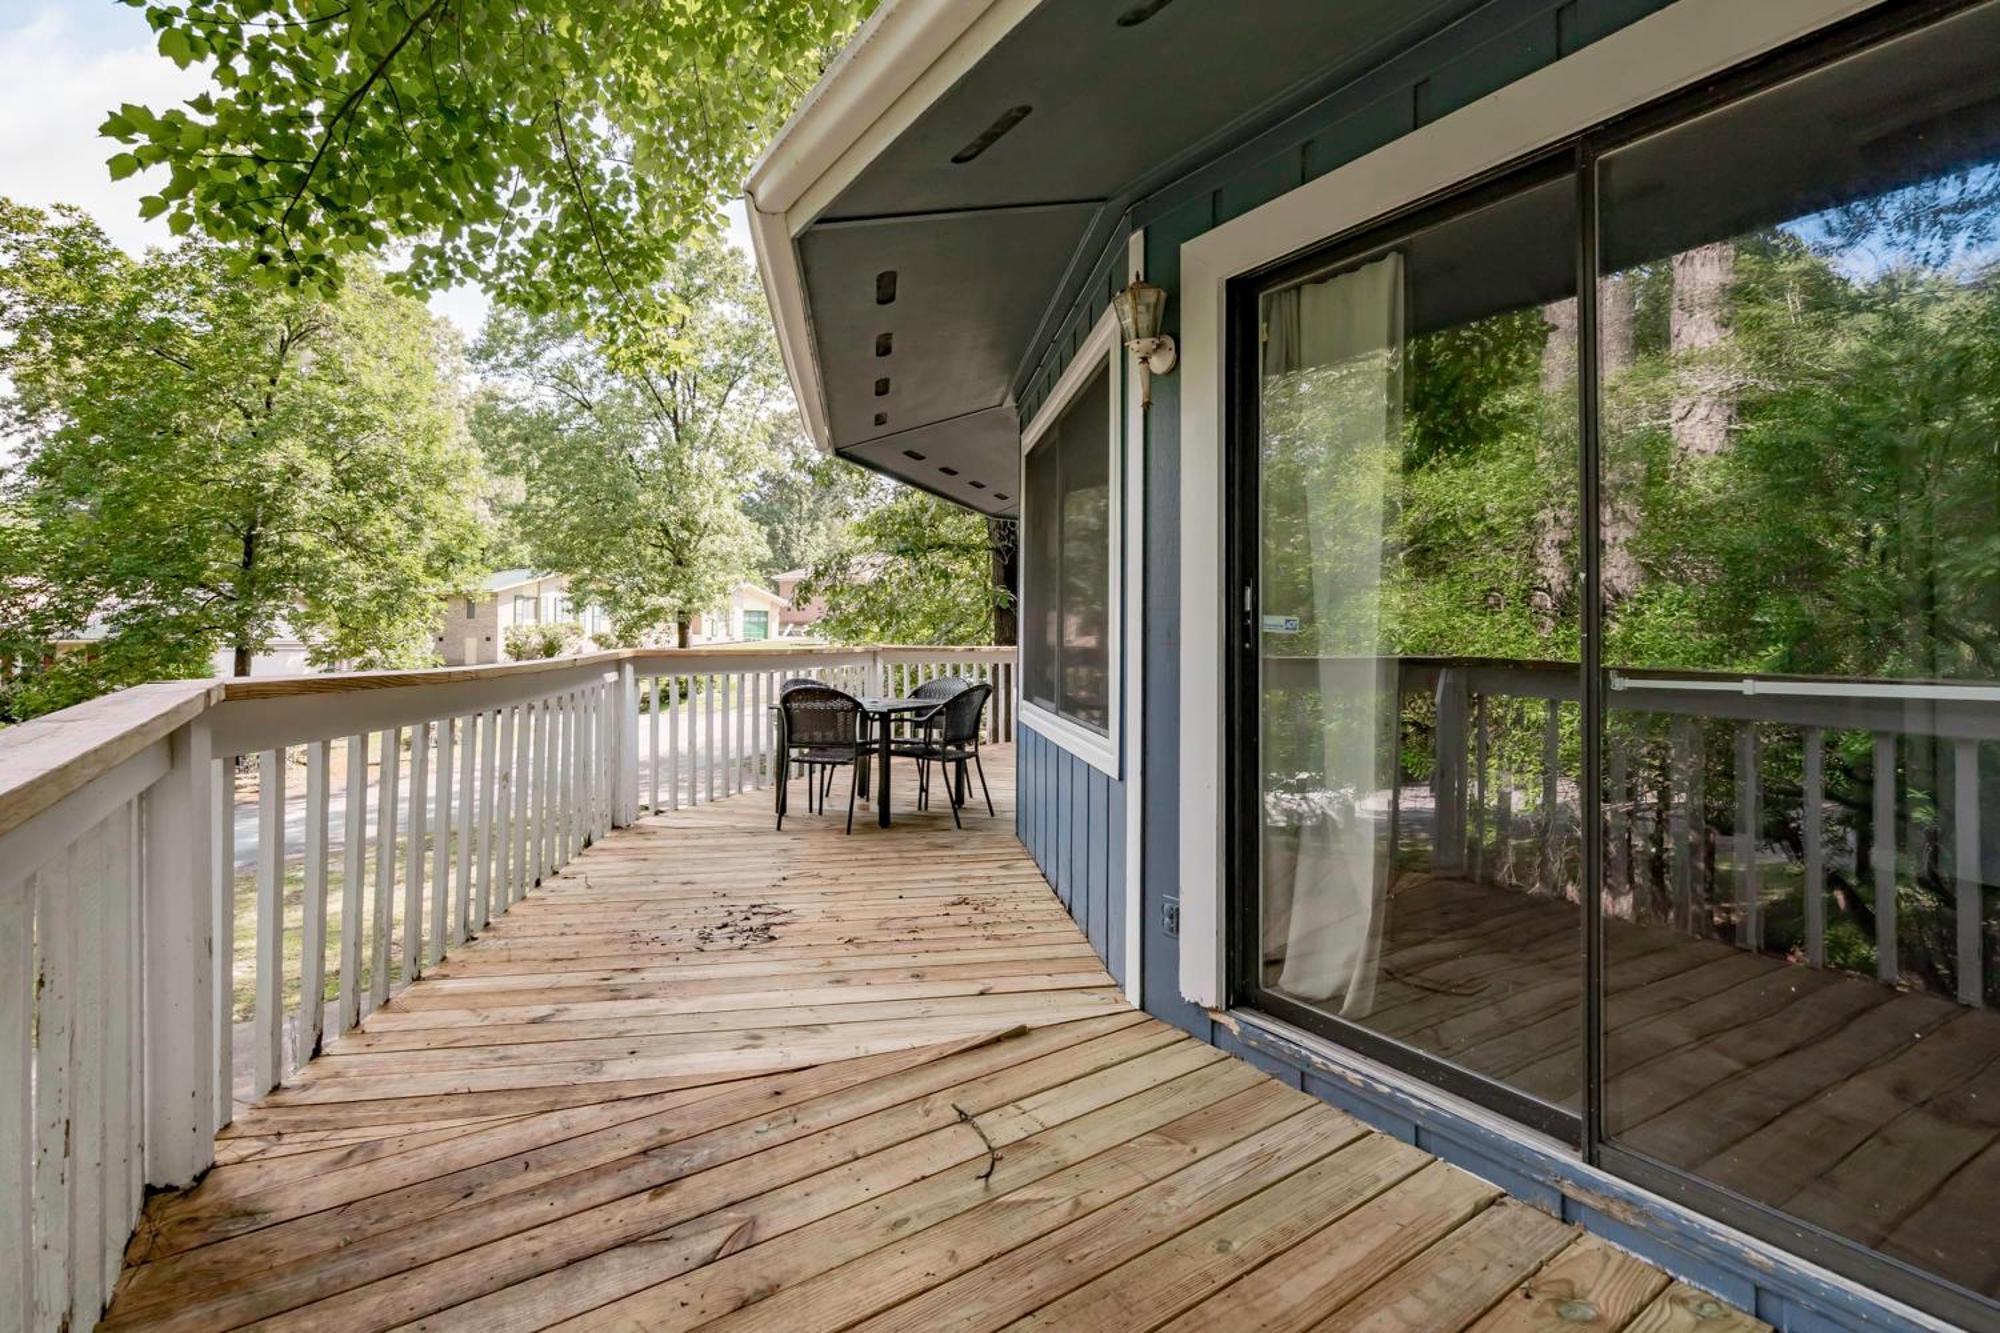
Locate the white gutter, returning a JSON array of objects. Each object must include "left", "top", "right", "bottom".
[{"left": 744, "top": 0, "right": 1041, "bottom": 453}]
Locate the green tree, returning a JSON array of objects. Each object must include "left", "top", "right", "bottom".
[
  {"left": 0, "top": 201, "right": 488, "bottom": 718},
  {"left": 744, "top": 429, "right": 889, "bottom": 578},
  {"left": 801, "top": 490, "right": 1011, "bottom": 646},
  {"left": 474, "top": 239, "right": 776, "bottom": 646},
  {"left": 106, "top": 0, "right": 873, "bottom": 361}
]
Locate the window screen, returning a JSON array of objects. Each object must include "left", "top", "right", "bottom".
[{"left": 1022, "top": 362, "right": 1112, "bottom": 733}]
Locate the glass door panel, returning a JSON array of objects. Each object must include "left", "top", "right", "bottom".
[
  {"left": 1596, "top": 1, "right": 2000, "bottom": 1298},
  {"left": 1250, "top": 174, "right": 1582, "bottom": 1119}
]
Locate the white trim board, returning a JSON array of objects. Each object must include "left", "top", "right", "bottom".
[
  {"left": 1122, "top": 227, "right": 1146, "bottom": 1006},
  {"left": 1174, "top": 0, "right": 1887, "bottom": 1008},
  {"left": 1019, "top": 306, "right": 1125, "bottom": 780}
]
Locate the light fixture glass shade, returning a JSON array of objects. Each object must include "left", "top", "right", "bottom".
[{"left": 1113, "top": 279, "right": 1168, "bottom": 344}]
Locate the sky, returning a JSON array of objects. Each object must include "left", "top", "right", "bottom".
[{"left": 0, "top": 0, "right": 756, "bottom": 341}]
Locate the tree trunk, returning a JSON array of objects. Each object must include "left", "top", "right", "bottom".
[
  {"left": 233, "top": 641, "right": 252, "bottom": 677},
  {"left": 1598, "top": 276, "right": 1643, "bottom": 607},
  {"left": 1670, "top": 241, "right": 1736, "bottom": 461},
  {"left": 676, "top": 619, "right": 691, "bottom": 649},
  {"left": 1530, "top": 298, "right": 1579, "bottom": 636},
  {"left": 988, "top": 516, "right": 1019, "bottom": 647}
]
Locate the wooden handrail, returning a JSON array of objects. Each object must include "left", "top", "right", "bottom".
[
  {"left": 2, "top": 647, "right": 1019, "bottom": 838},
  {"left": 0, "top": 680, "right": 221, "bottom": 842}
]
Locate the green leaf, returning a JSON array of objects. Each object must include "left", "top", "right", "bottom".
[
  {"left": 107, "top": 153, "right": 142, "bottom": 181},
  {"left": 158, "top": 26, "right": 193, "bottom": 68}
]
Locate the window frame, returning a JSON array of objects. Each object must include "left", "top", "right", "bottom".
[{"left": 1018, "top": 307, "right": 1123, "bottom": 777}]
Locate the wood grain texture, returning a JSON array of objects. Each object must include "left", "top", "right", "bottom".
[
  {"left": 0, "top": 680, "right": 218, "bottom": 840},
  {"left": 99, "top": 745, "right": 1743, "bottom": 1332}
]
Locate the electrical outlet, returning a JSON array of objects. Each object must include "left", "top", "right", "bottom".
[{"left": 1162, "top": 896, "right": 1179, "bottom": 938}]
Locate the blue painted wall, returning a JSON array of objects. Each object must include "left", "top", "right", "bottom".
[{"left": 1015, "top": 723, "right": 1125, "bottom": 989}]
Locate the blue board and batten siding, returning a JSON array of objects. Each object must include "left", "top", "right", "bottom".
[
  {"left": 1016, "top": 723, "right": 1126, "bottom": 990},
  {"left": 1007, "top": 1, "right": 1938, "bottom": 1328}
]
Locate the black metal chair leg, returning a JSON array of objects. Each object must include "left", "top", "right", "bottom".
[
  {"left": 776, "top": 754, "right": 788, "bottom": 829},
  {"left": 947, "top": 763, "right": 962, "bottom": 829},
  {"left": 846, "top": 761, "right": 858, "bottom": 835},
  {"left": 973, "top": 750, "right": 994, "bottom": 816}
]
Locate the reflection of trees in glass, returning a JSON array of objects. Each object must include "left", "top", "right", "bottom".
[{"left": 1600, "top": 171, "right": 2000, "bottom": 999}]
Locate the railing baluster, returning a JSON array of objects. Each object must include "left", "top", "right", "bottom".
[
  {"left": 430, "top": 719, "right": 454, "bottom": 965},
  {"left": 404, "top": 723, "right": 430, "bottom": 983},
  {"left": 110, "top": 802, "right": 141, "bottom": 1292},
  {"left": 210, "top": 757, "right": 234, "bottom": 1121},
  {"left": 511, "top": 704, "right": 532, "bottom": 904},
  {"left": 559, "top": 691, "right": 575, "bottom": 863},
  {"left": 1803, "top": 727, "right": 1826, "bottom": 968},
  {"left": 542, "top": 694, "right": 557, "bottom": 876},
  {"left": 734, "top": 669, "right": 747, "bottom": 795},
  {"left": 300, "top": 740, "right": 329, "bottom": 1065},
  {"left": 1955, "top": 738, "right": 1983, "bottom": 1008},
  {"left": 496, "top": 707, "right": 516, "bottom": 911},
  {"left": 1473, "top": 696, "right": 1489, "bottom": 882},
  {"left": 740, "top": 671, "right": 753, "bottom": 793},
  {"left": 712, "top": 664, "right": 728, "bottom": 800},
  {"left": 1874, "top": 731, "right": 1898, "bottom": 984},
  {"left": 339, "top": 734, "right": 366, "bottom": 1032},
  {"left": 668, "top": 676, "right": 682, "bottom": 811},
  {"left": 254, "top": 747, "right": 284, "bottom": 1093},
  {"left": 69, "top": 824, "right": 105, "bottom": 1323},
  {"left": 370, "top": 728, "right": 400, "bottom": 1011},
  {"left": 577, "top": 689, "right": 593, "bottom": 845},
  {"left": 2, "top": 855, "right": 33, "bottom": 1332},
  {"left": 1735, "top": 723, "right": 1760, "bottom": 949},
  {"left": 1606, "top": 730, "right": 1627, "bottom": 906},
  {"left": 648, "top": 677, "right": 661, "bottom": 812},
  {"left": 458, "top": 714, "right": 480, "bottom": 937},
  {"left": 477, "top": 708, "right": 499, "bottom": 928},
  {"left": 32, "top": 854, "right": 72, "bottom": 1328},
  {"left": 1541, "top": 700, "right": 1560, "bottom": 894},
  {"left": 1670, "top": 718, "right": 1696, "bottom": 933}
]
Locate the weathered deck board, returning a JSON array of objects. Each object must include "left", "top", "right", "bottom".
[{"left": 102, "top": 745, "right": 1755, "bottom": 1332}]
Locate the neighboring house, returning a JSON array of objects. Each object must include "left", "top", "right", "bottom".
[
  {"left": 771, "top": 568, "right": 822, "bottom": 635},
  {"left": 438, "top": 569, "right": 609, "bottom": 665},
  {"left": 749, "top": 3, "right": 2000, "bottom": 1329},
  {"left": 688, "top": 583, "right": 790, "bottom": 644},
  {"left": 442, "top": 572, "right": 787, "bottom": 660},
  {"left": 49, "top": 609, "right": 312, "bottom": 677}
]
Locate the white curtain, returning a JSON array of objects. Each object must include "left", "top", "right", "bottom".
[{"left": 1259, "top": 253, "right": 1404, "bottom": 1014}]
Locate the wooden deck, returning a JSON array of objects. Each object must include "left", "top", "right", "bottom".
[{"left": 101, "top": 745, "right": 1761, "bottom": 1332}]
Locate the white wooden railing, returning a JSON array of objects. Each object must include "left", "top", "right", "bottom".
[
  {"left": 1282, "top": 656, "right": 1995, "bottom": 1008},
  {"left": 0, "top": 642, "right": 1013, "bottom": 1332}
]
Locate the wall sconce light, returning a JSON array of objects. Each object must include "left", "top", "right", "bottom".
[{"left": 1112, "top": 274, "right": 1176, "bottom": 407}]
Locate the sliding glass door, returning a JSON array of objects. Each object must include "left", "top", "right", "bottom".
[
  {"left": 1241, "top": 166, "right": 1583, "bottom": 1134},
  {"left": 1229, "top": 1, "right": 2000, "bottom": 1319},
  {"left": 1594, "top": 1, "right": 2000, "bottom": 1310}
]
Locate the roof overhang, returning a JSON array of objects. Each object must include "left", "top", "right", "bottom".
[{"left": 749, "top": 0, "right": 1524, "bottom": 517}]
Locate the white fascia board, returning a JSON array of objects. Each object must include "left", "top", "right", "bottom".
[{"left": 744, "top": 0, "right": 1040, "bottom": 455}]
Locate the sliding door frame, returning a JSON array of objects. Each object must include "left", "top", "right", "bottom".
[
  {"left": 1221, "top": 148, "right": 1584, "bottom": 1146},
  {"left": 1217, "top": 0, "right": 1996, "bottom": 1323}
]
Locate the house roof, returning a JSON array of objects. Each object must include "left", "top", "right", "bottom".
[
  {"left": 734, "top": 583, "right": 791, "bottom": 610},
  {"left": 483, "top": 568, "right": 547, "bottom": 594},
  {"left": 747, "top": 0, "right": 1499, "bottom": 518}
]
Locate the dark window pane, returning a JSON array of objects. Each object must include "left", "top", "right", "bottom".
[
  {"left": 1023, "top": 426, "right": 1061, "bottom": 710},
  {"left": 1022, "top": 362, "right": 1111, "bottom": 732},
  {"left": 1597, "top": 2, "right": 2000, "bottom": 1297},
  {"left": 1253, "top": 176, "right": 1580, "bottom": 1111},
  {"left": 1057, "top": 367, "right": 1111, "bottom": 730}
]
